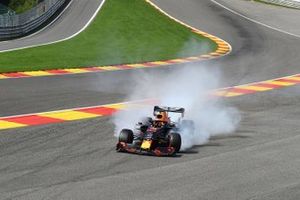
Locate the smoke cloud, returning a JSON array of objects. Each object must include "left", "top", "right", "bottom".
[{"left": 112, "top": 62, "right": 241, "bottom": 150}]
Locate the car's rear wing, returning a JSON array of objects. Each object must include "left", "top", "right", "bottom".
[{"left": 154, "top": 106, "right": 185, "bottom": 117}]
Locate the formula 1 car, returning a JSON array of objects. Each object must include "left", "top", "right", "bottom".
[{"left": 116, "top": 106, "right": 194, "bottom": 156}]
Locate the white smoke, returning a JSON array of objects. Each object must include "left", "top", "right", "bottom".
[{"left": 112, "top": 63, "right": 241, "bottom": 150}]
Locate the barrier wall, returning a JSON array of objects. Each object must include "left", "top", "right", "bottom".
[{"left": 0, "top": 0, "right": 69, "bottom": 40}]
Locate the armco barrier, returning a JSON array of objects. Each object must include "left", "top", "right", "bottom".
[
  {"left": 0, "top": 0, "right": 69, "bottom": 40},
  {"left": 259, "top": 0, "right": 300, "bottom": 8}
]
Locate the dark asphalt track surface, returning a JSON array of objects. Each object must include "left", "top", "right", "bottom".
[{"left": 0, "top": 0, "right": 300, "bottom": 199}]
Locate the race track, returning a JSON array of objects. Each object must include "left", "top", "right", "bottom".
[
  {"left": 0, "top": 0, "right": 300, "bottom": 199},
  {"left": 0, "top": 0, "right": 105, "bottom": 52}
]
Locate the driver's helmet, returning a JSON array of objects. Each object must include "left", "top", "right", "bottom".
[{"left": 154, "top": 111, "right": 169, "bottom": 123}]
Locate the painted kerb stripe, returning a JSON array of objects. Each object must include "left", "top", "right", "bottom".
[{"left": 1, "top": 74, "right": 299, "bottom": 131}]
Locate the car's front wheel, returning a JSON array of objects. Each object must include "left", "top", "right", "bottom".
[{"left": 119, "top": 129, "right": 134, "bottom": 144}]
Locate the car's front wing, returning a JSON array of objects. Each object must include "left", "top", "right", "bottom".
[{"left": 116, "top": 142, "right": 176, "bottom": 156}]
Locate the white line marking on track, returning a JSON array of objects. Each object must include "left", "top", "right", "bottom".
[
  {"left": 218, "top": 73, "right": 300, "bottom": 90},
  {"left": 1, "top": 73, "right": 299, "bottom": 119},
  {"left": 0, "top": 0, "right": 106, "bottom": 53},
  {"left": 0, "top": 102, "right": 125, "bottom": 120},
  {"left": 147, "top": 0, "right": 232, "bottom": 54},
  {"left": 211, "top": 0, "right": 300, "bottom": 39},
  {"left": 0, "top": 99, "right": 151, "bottom": 120}
]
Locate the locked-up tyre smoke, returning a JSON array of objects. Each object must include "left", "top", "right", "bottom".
[{"left": 180, "top": 120, "right": 195, "bottom": 134}]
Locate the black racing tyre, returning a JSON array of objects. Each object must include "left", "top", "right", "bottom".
[
  {"left": 169, "top": 133, "right": 181, "bottom": 153},
  {"left": 119, "top": 129, "right": 134, "bottom": 144}
]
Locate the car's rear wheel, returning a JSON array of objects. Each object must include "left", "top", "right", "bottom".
[
  {"left": 119, "top": 129, "right": 134, "bottom": 144},
  {"left": 169, "top": 133, "right": 181, "bottom": 153}
]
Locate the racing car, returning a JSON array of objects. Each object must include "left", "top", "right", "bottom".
[{"left": 116, "top": 106, "right": 194, "bottom": 156}]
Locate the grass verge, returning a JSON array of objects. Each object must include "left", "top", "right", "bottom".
[
  {"left": 9, "top": 0, "right": 38, "bottom": 14},
  {"left": 0, "top": 0, "right": 217, "bottom": 73}
]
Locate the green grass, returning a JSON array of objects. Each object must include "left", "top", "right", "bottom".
[
  {"left": 9, "top": 0, "right": 38, "bottom": 14},
  {"left": 0, "top": 0, "right": 217, "bottom": 73}
]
